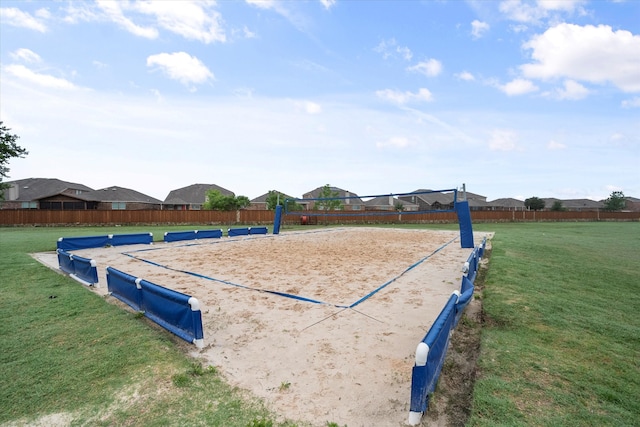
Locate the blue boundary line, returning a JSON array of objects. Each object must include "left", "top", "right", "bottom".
[
  {"left": 122, "top": 229, "right": 458, "bottom": 309},
  {"left": 122, "top": 252, "right": 332, "bottom": 306},
  {"left": 346, "top": 236, "right": 459, "bottom": 309}
]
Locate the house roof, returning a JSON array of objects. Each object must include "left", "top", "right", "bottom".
[
  {"left": 543, "top": 198, "right": 604, "bottom": 209},
  {"left": 163, "top": 183, "right": 234, "bottom": 205},
  {"left": 250, "top": 190, "right": 296, "bottom": 204},
  {"left": 364, "top": 195, "right": 419, "bottom": 209},
  {"left": 3, "top": 178, "right": 94, "bottom": 201},
  {"left": 89, "top": 186, "right": 162, "bottom": 204},
  {"left": 488, "top": 198, "right": 525, "bottom": 208},
  {"left": 303, "top": 186, "right": 364, "bottom": 203}
]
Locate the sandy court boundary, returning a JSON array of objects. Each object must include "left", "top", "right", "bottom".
[{"left": 35, "top": 227, "right": 490, "bottom": 427}]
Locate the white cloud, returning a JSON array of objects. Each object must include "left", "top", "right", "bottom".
[
  {"left": 0, "top": 7, "right": 48, "bottom": 32},
  {"left": 555, "top": 79, "right": 589, "bottom": 100},
  {"left": 455, "top": 71, "right": 475, "bottom": 81},
  {"left": 4, "top": 65, "right": 78, "bottom": 90},
  {"left": 547, "top": 139, "right": 566, "bottom": 150},
  {"left": 489, "top": 129, "right": 518, "bottom": 151},
  {"left": 498, "top": 78, "right": 539, "bottom": 96},
  {"left": 320, "top": 0, "right": 336, "bottom": 10},
  {"left": 621, "top": 97, "right": 640, "bottom": 109},
  {"left": 521, "top": 24, "right": 640, "bottom": 93},
  {"left": 96, "top": 0, "right": 158, "bottom": 39},
  {"left": 407, "top": 59, "right": 442, "bottom": 77},
  {"left": 471, "top": 20, "right": 490, "bottom": 39},
  {"left": 376, "top": 136, "right": 412, "bottom": 149},
  {"left": 499, "top": 0, "right": 585, "bottom": 24},
  {"left": 146, "top": 52, "right": 214, "bottom": 87},
  {"left": 374, "top": 38, "right": 413, "bottom": 61},
  {"left": 376, "top": 88, "right": 433, "bottom": 104},
  {"left": 295, "top": 101, "right": 322, "bottom": 114},
  {"left": 10, "top": 48, "right": 42, "bottom": 63},
  {"left": 133, "top": 1, "right": 226, "bottom": 44}
]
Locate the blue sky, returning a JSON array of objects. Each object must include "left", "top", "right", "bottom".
[{"left": 1, "top": 0, "right": 638, "bottom": 202}]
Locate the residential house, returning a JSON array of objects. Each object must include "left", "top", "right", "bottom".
[
  {"left": 487, "top": 198, "right": 526, "bottom": 211},
  {"left": 249, "top": 191, "right": 299, "bottom": 210},
  {"left": 302, "top": 186, "right": 364, "bottom": 211},
  {"left": 0, "top": 178, "right": 160, "bottom": 210},
  {"left": 163, "top": 183, "right": 234, "bottom": 210},
  {"left": 364, "top": 195, "right": 419, "bottom": 211},
  {"left": 624, "top": 197, "right": 640, "bottom": 212},
  {"left": 89, "top": 186, "right": 162, "bottom": 210},
  {"left": 543, "top": 198, "right": 604, "bottom": 211},
  {"left": 1, "top": 178, "right": 96, "bottom": 210}
]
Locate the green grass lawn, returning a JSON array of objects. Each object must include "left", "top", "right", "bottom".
[
  {"left": 0, "top": 225, "right": 299, "bottom": 427},
  {"left": 1, "top": 222, "right": 638, "bottom": 426},
  {"left": 469, "top": 222, "right": 640, "bottom": 426}
]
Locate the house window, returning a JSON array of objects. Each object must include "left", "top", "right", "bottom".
[
  {"left": 112, "top": 202, "right": 126, "bottom": 210},
  {"left": 351, "top": 205, "right": 361, "bottom": 210},
  {"left": 21, "top": 201, "right": 38, "bottom": 209}
]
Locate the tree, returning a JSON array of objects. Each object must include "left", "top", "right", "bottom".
[
  {"left": 395, "top": 201, "right": 405, "bottom": 212},
  {"left": 315, "top": 184, "right": 343, "bottom": 211},
  {"left": 550, "top": 201, "right": 565, "bottom": 212},
  {"left": 603, "top": 191, "right": 626, "bottom": 211},
  {"left": 1, "top": 121, "right": 28, "bottom": 200},
  {"left": 265, "top": 190, "right": 303, "bottom": 211},
  {"left": 203, "top": 190, "right": 250, "bottom": 211},
  {"left": 524, "top": 196, "right": 545, "bottom": 211}
]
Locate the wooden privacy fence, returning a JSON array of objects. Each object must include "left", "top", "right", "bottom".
[{"left": 0, "top": 209, "right": 638, "bottom": 226}]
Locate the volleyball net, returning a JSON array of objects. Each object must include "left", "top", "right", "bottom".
[{"left": 273, "top": 187, "right": 475, "bottom": 248}]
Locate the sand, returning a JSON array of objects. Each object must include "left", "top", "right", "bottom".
[{"left": 37, "top": 227, "right": 488, "bottom": 427}]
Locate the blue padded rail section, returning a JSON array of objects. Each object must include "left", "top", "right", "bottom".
[
  {"left": 106, "top": 267, "right": 142, "bottom": 311},
  {"left": 410, "top": 293, "right": 458, "bottom": 414},
  {"left": 110, "top": 233, "right": 153, "bottom": 247},
  {"left": 228, "top": 228, "right": 250, "bottom": 237},
  {"left": 57, "top": 249, "right": 74, "bottom": 274},
  {"left": 455, "top": 279, "right": 475, "bottom": 327},
  {"left": 249, "top": 226, "right": 268, "bottom": 235},
  {"left": 105, "top": 267, "right": 203, "bottom": 347},
  {"left": 196, "top": 229, "right": 223, "bottom": 239},
  {"left": 138, "top": 279, "right": 204, "bottom": 345},
  {"left": 57, "top": 235, "right": 110, "bottom": 251},
  {"left": 57, "top": 249, "right": 98, "bottom": 285},
  {"left": 71, "top": 254, "right": 99, "bottom": 285},
  {"left": 164, "top": 230, "right": 197, "bottom": 243}
]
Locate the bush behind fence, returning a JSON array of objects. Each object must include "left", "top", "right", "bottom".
[{"left": 0, "top": 209, "right": 638, "bottom": 226}]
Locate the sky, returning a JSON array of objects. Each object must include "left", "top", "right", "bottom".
[{"left": 1, "top": 0, "right": 639, "bottom": 203}]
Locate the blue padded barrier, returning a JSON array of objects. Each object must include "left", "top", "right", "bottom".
[
  {"left": 57, "top": 249, "right": 75, "bottom": 274},
  {"left": 409, "top": 293, "right": 458, "bottom": 418},
  {"left": 72, "top": 254, "right": 99, "bottom": 285},
  {"left": 196, "top": 229, "right": 223, "bottom": 239},
  {"left": 106, "top": 267, "right": 143, "bottom": 311},
  {"left": 249, "top": 226, "right": 268, "bottom": 235},
  {"left": 57, "top": 249, "right": 98, "bottom": 286},
  {"left": 57, "top": 235, "right": 110, "bottom": 251},
  {"left": 105, "top": 267, "right": 204, "bottom": 348},
  {"left": 138, "top": 279, "right": 204, "bottom": 347},
  {"left": 454, "top": 283, "right": 475, "bottom": 326},
  {"left": 409, "top": 240, "right": 486, "bottom": 425},
  {"left": 110, "top": 233, "right": 153, "bottom": 247},
  {"left": 228, "top": 228, "right": 250, "bottom": 237},
  {"left": 164, "top": 230, "right": 197, "bottom": 243}
]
